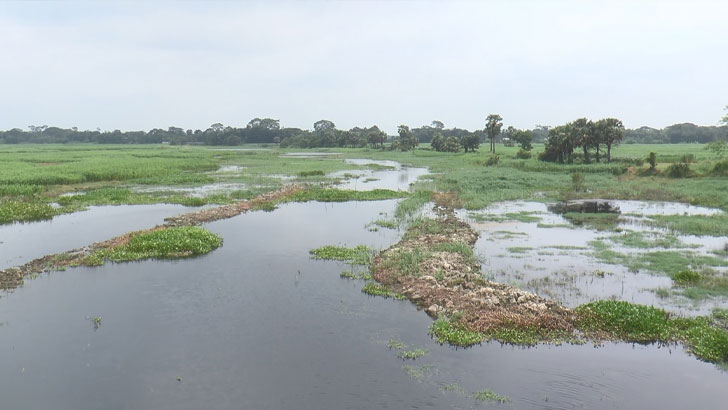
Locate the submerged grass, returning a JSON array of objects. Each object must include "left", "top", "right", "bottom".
[
  {"left": 286, "top": 187, "right": 407, "bottom": 203},
  {"left": 471, "top": 389, "right": 510, "bottom": 404},
  {"left": 590, "top": 240, "right": 728, "bottom": 276},
  {"left": 608, "top": 230, "right": 691, "bottom": 249},
  {"left": 646, "top": 214, "right": 728, "bottom": 237},
  {"left": 563, "top": 212, "right": 621, "bottom": 231}
]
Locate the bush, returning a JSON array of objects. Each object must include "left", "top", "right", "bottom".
[
  {"left": 666, "top": 162, "right": 692, "bottom": 178},
  {"left": 712, "top": 160, "right": 728, "bottom": 176},
  {"left": 485, "top": 155, "right": 500, "bottom": 166},
  {"left": 515, "top": 148, "right": 532, "bottom": 159},
  {"left": 647, "top": 152, "right": 657, "bottom": 170}
]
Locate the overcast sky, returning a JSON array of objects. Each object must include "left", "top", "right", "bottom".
[{"left": 1, "top": 1, "right": 726, "bottom": 133}]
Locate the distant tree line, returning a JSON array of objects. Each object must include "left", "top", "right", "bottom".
[
  {"left": 1, "top": 118, "right": 725, "bottom": 147},
  {"left": 623, "top": 123, "right": 727, "bottom": 144}
]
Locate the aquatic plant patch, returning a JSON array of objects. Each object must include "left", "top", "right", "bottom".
[
  {"left": 0, "top": 200, "right": 57, "bottom": 224},
  {"left": 574, "top": 300, "right": 728, "bottom": 363},
  {"left": 309, "top": 245, "right": 373, "bottom": 265},
  {"left": 361, "top": 282, "right": 406, "bottom": 299},
  {"left": 471, "top": 389, "right": 510, "bottom": 404},
  {"left": 429, "top": 317, "right": 484, "bottom": 347},
  {"left": 87, "top": 226, "right": 223, "bottom": 264}
]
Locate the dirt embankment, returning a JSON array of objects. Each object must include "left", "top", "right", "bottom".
[
  {"left": 371, "top": 201, "right": 575, "bottom": 337},
  {"left": 0, "top": 185, "right": 303, "bottom": 291},
  {"left": 164, "top": 184, "right": 303, "bottom": 226}
]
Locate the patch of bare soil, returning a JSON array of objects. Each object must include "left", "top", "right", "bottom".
[
  {"left": 371, "top": 204, "right": 575, "bottom": 337},
  {"left": 0, "top": 185, "right": 303, "bottom": 291}
]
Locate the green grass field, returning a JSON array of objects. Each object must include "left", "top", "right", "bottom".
[{"left": 1, "top": 142, "right": 727, "bottom": 225}]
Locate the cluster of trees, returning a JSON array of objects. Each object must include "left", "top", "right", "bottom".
[
  {"left": 540, "top": 118, "right": 624, "bottom": 163},
  {"left": 2, "top": 113, "right": 726, "bottom": 147},
  {"left": 279, "top": 120, "right": 388, "bottom": 149}
]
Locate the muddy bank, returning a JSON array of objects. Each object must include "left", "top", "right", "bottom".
[
  {"left": 164, "top": 184, "right": 302, "bottom": 226},
  {"left": 371, "top": 202, "right": 575, "bottom": 339},
  {"left": 0, "top": 185, "right": 302, "bottom": 291}
]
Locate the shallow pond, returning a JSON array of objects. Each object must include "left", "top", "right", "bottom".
[
  {"left": 330, "top": 159, "right": 429, "bottom": 192},
  {"left": 132, "top": 182, "right": 249, "bottom": 198},
  {"left": 1, "top": 199, "right": 727, "bottom": 409},
  {"left": 463, "top": 200, "right": 728, "bottom": 315},
  {"left": 0, "top": 204, "right": 194, "bottom": 270}
]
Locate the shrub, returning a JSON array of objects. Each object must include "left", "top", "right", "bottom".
[
  {"left": 647, "top": 152, "right": 657, "bottom": 170},
  {"left": 485, "top": 155, "right": 500, "bottom": 166},
  {"left": 712, "top": 160, "right": 728, "bottom": 176},
  {"left": 666, "top": 162, "right": 691, "bottom": 178},
  {"left": 515, "top": 148, "right": 532, "bottom": 159}
]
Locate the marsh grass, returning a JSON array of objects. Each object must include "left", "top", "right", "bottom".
[
  {"left": 0, "top": 200, "right": 57, "bottom": 224},
  {"left": 379, "top": 248, "right": 430, "bottom": 276},
  {"left": 608, "top": 230, "right": 690, "bottom": 249},
  {"left": 429, "top": 317, "right": 484, "bottom": 347},
  {"left": 394, "top": 190, "right": 432, "bottom": 220},
  {"left": 297, "top": 170, "right": 325, "bottom": 177},
  {"left": 339, "top": 270, "right": 372, "bottom": 280},
  {"left": 507, "top": 246, "right": 533, "bottom": 254},
  {"left": 563, "top": 212, "right": 620, "bottom": 231},
  {"left": 674, "top": 270, "right": 728, "bottom": 301},
  {"left": 361, "top": 282, "right": 406, "bottom": 299},
  {"left": 309, "top": 245, "right": 372, "bottom": 265},
  {"left": 575, "top": 300, "right": 728, "bottom": 363},
  {"left": 590, "top": 241, "right": 728, "bottom": 276},
  {"left": 285, "top": 187, "right": 407, "bottom": 203},
  {"left": 646, "top": 214, "right": 728, "bottom": 237},
  {"left": 367, "top": 219, "right": 398, "bottom": 230},
  {"left": 469, "top": 211, "right": 542, "bottom": 223}
]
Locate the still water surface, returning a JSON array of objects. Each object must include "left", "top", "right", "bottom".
[{"left": 1, "top": 199, "right": 726, "bottom": 409}]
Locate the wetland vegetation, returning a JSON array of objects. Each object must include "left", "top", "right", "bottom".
[{"left": 2, "top": 140, "right": 728, "bottom": 409}]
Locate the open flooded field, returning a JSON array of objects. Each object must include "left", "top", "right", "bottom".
[
  {"left": 464, "top": 200, "right": 728, "bottom": 316},
  {"left": 1, "top": 198, "right": 727, "bottom": 410},
  {"left": 1, "top": 148, "right": 728, "bottom": 409}
]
